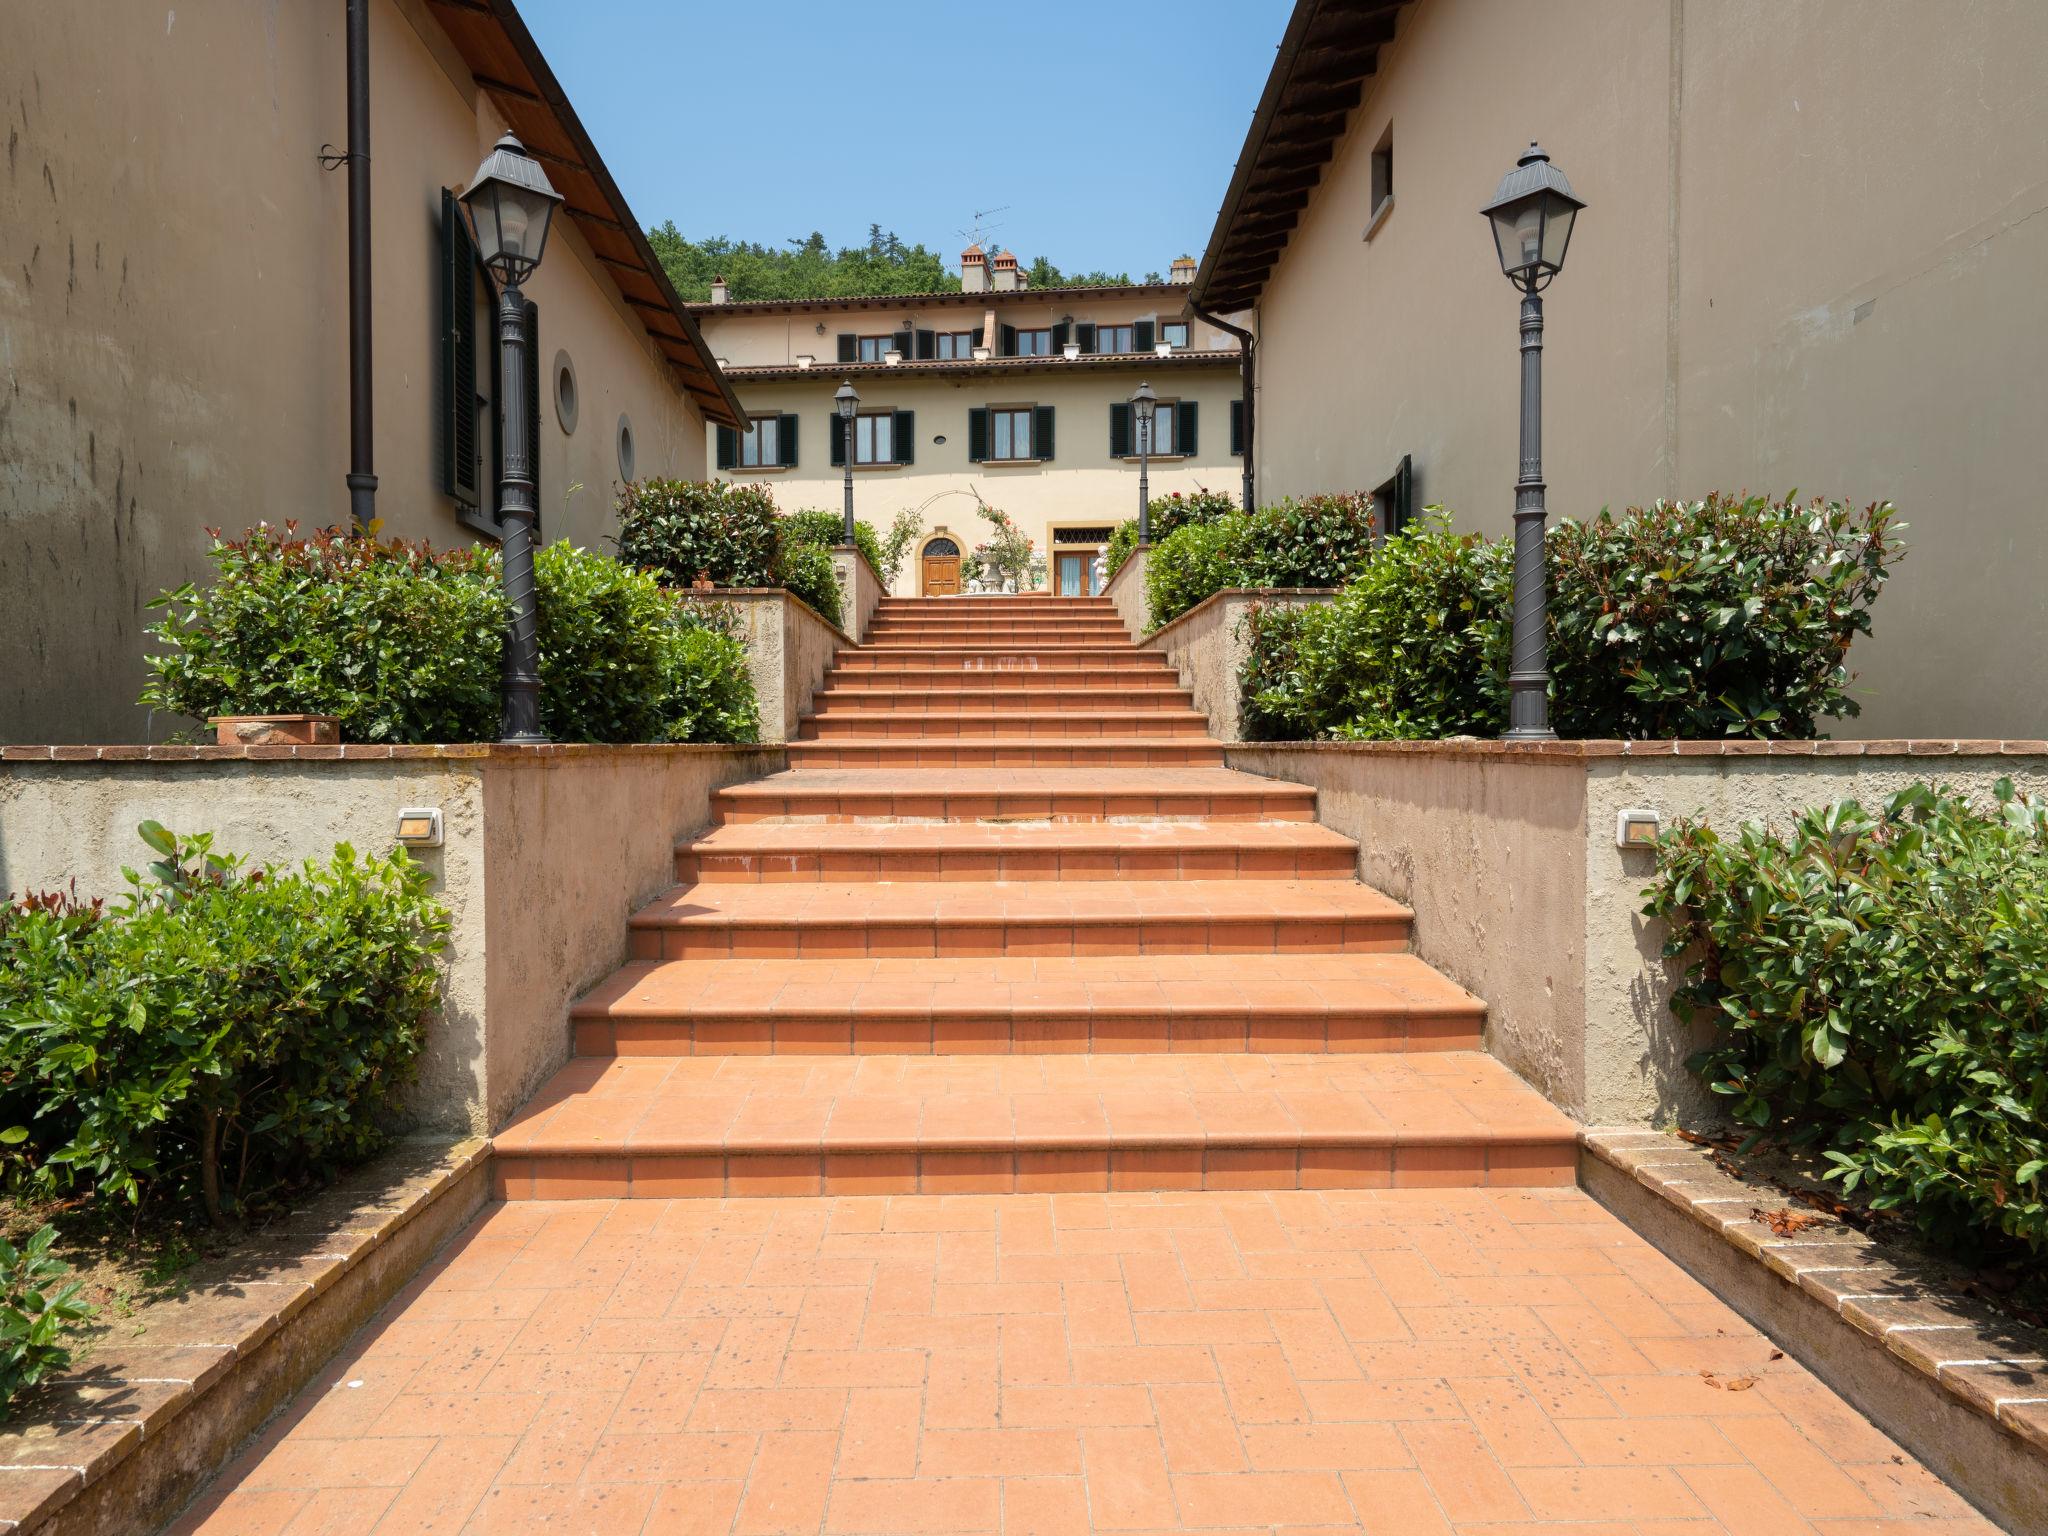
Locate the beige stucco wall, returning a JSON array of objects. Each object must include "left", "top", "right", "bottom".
[
  {"left": 1143, "top": 589, "right": 1336, "bottom": 742},
  {"left": 0, "top": 745, "right": 782, "bottom": 1133},
  {"left": 830, "top": 546, "right": 885, "bottom": 644},
  {"left": 1104, "top": 546, "right": 1151, "bottom": 638},
  {"left": 704, "top": 591, "right": 847, "bottom": 742},
  {"left": 0, "top": 0, "right": 707, "bottom": 745},
  {"left": 707, "top": 367, "right": 1244, "bottom": 593},
  {"left": 1246, "top": 0, "right": 2048, "bottom": 740}
]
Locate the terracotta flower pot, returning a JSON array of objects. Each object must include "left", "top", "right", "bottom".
[{"left": 208, "top": 714, "right": 341, "bottom": 746}]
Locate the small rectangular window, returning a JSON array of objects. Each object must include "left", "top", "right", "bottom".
[
  {"left": 1138, "top": 401, "right": 1177, "bottom": 456},
  {"left": 1160, "top": 322, "right": 1190, "bottom": 349},
  {"left": 1095, "top": 324, "right": 1136, "bottom": 355},
  {"left": 739, "top": 416, "right": 780, "bottom": 468},
  {"left": 1013, "top": 328, "right": 1053, "bottom": 357},
  {"left": 988, "top": 407, "right": 1035, "bottom": 462},
  {"left": 857, "top": 335, "right": 895, "bottom": 363},
  {"left": 935, "top": 330, "right": 975, "bottom": 359},
  {"left": 855, "top": 411, "right": 894, "bottom": 464},
  {"left": 1367, "top": 125, "right": 1394, "bottom": 238}
]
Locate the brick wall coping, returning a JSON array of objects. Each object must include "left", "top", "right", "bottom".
[
  {"left": 1228, "top": 738, "right": 2048, "bottom": 761},
  {"left": 1142, "top": 585, "right": 1340, "bottom": 644},
  {"left": 1583, "top": 1130, "right": 2047, "bottom": 1457},
  {"left": 0, "top": 1137, "right": 490, "bottom": 1534},
  {"left": 0, "top": 742, "right": 789, "bottom": 765},
  {"left": 690, "top": 586, "right": 853, "bottom": 645}
]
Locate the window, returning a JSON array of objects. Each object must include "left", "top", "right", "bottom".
[
  {"left": 1014, "top": 328, "right": 1053, "bottom": 356},
  {"left": 1367, "top": 124, "right": 1394, "bottom": 239},
  {"left": 1095, "top": 324, "right": 1135, "bottom": 355},
  {"left": 857, "top": 335, "right": 894, "bottom": 363},
  {"left": 935, "top": 330, "right": 975, "bottom": 360},
  {"left": 1161, "top": 322, "right": 1190, "bottom": 350},
  {"left": 1110, "top": 399, "right": 1197, "bottom": 458},
  {"left": 739, "top": 415, "right": 780, "bottom": 468},
  {"left": 1147, "top": 401, "right": 1176, "bottom": 457},
  {"left": 854, "top": 411, "right": 894, "bottom": 464},
  {"left": 989, "top": 407, "right": 1035, "bottom": 462}
]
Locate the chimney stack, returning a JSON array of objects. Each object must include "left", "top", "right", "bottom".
[
  {"left": 960, "top": 244, "right": 988, "bottom": 293},
  {"left": 1169, "top": 256, "right": 1196, "bottom": 286},
  {"left": 710, "top": 274, "right": 729, "bottom": 304},
  {"left": 991, "top": 249, "right": 1021, "bottom": 292}
]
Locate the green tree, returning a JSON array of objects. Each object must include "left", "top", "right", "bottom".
[{"left": 648, "top": 224, "right": 957, "bottom": 302}]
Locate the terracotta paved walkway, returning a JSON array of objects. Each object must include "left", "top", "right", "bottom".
[{"left": 170, "top": 1188, "right": 1995, "bottom": 1535}]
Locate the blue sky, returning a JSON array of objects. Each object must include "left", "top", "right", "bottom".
[{"left": 517, "top": 0, "right": 1290, "bottom": 278}]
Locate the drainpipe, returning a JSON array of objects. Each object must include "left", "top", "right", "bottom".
[
  {"left": 344, "top": 0, "right": 377, "bottom": 529},
  {"left": 1189, "top": 300, "right": 1255, "bottom": 512}
]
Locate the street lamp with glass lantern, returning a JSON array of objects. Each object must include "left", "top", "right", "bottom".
[
  {"left": 834, "top": 381, "right": 860, "bottom": 544},
  {"left": 1130, "top": 381, "right": 1158, "bottom": 544},
  {"left": 460, "top": 132, "right": 563, "bottom": 744},
  {"left": 1480, "top": 141, "right": 1583, "bottom": 741}
]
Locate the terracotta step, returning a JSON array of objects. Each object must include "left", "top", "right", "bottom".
[
  {"left": 627, "top": 878, "right": 1410, "bottom": 960},
  {"left": 676, "top": 819, "right": 1359, "bottom": 883},
  {"left": 813, "top": 687, "right": 1195, "bottom": 713},
  {"left": 821, "top": 668, "right": 1186, "bottom": 692},
  {"left": 798, "top": 710, "right": 1207, "bottom": 741},
  {"left": 878, "top": 598, "right": 1112, "bottom": 610},
  {"left": 491, "top": 1050, "right": 1576, "bottom": 1198},
  {"left": 711, "top": 768, "right": 1317, "bottom": 824},
  {"left": 864, "top": 623, "right": 1134, "bottom": 638},
  {"left": 840, "top": 646, "right": 1166, "bottom": 667},
  {"left": 784, "top": 739, "right": 1225, "bottom": 767},
  {"left": 570, "top": 953, "right": 1480, "bottom": 1056}
]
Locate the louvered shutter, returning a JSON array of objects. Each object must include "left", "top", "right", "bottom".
[
  {"left": 967, "top": 408, "right": 989, "bottom": 463},
  {"left": 998, "top": 323, "right": 1017, "bottom": 357},
  {"left": 439, "top": 189, "right": 480, "bottom": 505},
  {"left": 1229, "top": 400, "right": 1244, "bottom": 457},
  {"left": 1050, "top": 321, "right": 1070, "bottom": 352},
  {"left": 1076, "top": 323, "right": 1097, "bottom": 355},
  {"left": 1177, "top": 399, "right": 1197, "bottom": 456},
  {"left": 837, "top": 333, "right": 857, "bottom": 363},
  {"left": 829, "top": 414, "right": 847, "bottom": 467},
  {"left": 1035, "top": 405, "right": 1055, "bottom": 462},
  {"left": 891, "top": 328, "right": 913, "bottom": 358},
  {"left": 1134, "top": 320, "right": 1155, "bottom": 352},
  {"left": 1109, "top": 403, "right": 1131, "bottom": 459},
  {"left": 716, "top": 425, "right": 737, "bottom": 470},
  {"left": 525, "top": 298, "right": 542, "bottom": 532},
  {"left": 971, "top": 326, "right": 985, "bottom": 348},
  {"left": 915, "top": 328, "right": 936, "bottom": 360},
  {"left": 893, "top": 410, "right": 914, "bottom": 465},
  {"left": 779, "top": 414, "right": 799, "bottom": 468}
]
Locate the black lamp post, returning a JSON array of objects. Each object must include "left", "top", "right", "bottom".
[
  {"left": 1480, "top": 142, "right": 1584, "bottom": 742},
  {"left": 461, "top": 133, "right": 563, "bottom": 745},
  {"left": 1131, "top": 381, "right": 1158, "bottom": 543},
  {"left": 835, "top": 381, "right": 860, "bottom": 544}
]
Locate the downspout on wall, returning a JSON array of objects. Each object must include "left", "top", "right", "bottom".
[
  {"left": 344, "top": 0, "right": 378, "bottom": 529},
  {"left": 1189, "top": 301, "right": 1255, "bottom": 511}
]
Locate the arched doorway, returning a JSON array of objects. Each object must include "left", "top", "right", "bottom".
[{"left": 920, "top": 536, "right": 961, "bottom": 597}]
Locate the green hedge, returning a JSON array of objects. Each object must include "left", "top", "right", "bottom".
[
  {"left": 0, "top": 825, "right": 448, "bottom": 1224},
  {"left": 1241, "top": 494, "right": 1903, "bottom": 741},
  {"left": 144, "top": 527, "right": 758, "bottom": 744},
  {"left": 613, "top": 481, "right": 850, "bottom": 626},
  {"left": 1145, "top": 493, "right": 1376, "bottom": 626},
  {"left": 1647, "top": 783, "right": 2048, "bottom": 1259},
  {"left": 782, "top": 508, "right": 885, "bottom": 582},
  {"left": 1104, "top": 489, "right": 1242, "bottom": 583}
]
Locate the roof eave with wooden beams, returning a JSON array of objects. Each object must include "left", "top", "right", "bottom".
[
  {"left": 1189, "top": 0, "right": 1407, "bottom": 316},
  {"left": 423, "top": 0, "right": 747, "bottom": 428}
]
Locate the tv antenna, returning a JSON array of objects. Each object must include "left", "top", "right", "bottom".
[{"left": 957, "top": 205, "right": 1010, "bottom": 249}]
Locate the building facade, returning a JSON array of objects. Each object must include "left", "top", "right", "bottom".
[
  {"left": 1193, "top": 0, "right": 2048, "bottom": 739},
  {"left": 691, "top": 254, "right": 1244, "bottom": 596},
  {"left": 0, "top": 0, "right": 740, "bottom": 743}
]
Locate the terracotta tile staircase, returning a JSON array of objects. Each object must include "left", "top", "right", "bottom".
[{"left": 493, "top": 594, "right": 1576, "bottom": 1198}]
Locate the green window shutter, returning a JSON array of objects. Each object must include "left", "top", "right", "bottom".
[
  {"left": 891, "top": 328, "right": 913, "bottom": 358},
  {"left": 893, "top": 410, "right": 915, "bottom": 465},
  {"left": 1076, "top": 322, "right": 1097, "bottom": 355},
  {"left": 837, "top": 333, "right": 857, "bottom": 363},
  {"left": 1035, "top": 405, "right": 1055, "bottom": 462},
  {"left": 1229, "top": 399, "right": 1244, "bottom": 456},
  {"left": 915, "top": 328, "right": 936, "bottom": 360},
  {"left": 998, "top": 323, "right": 1017, "bottom": 357},
  {"left": 525, "top": 298, "right": 542, "bottom": 533},
  {"left": 1177, "top": 399, "right": 1197, "bottom": 456},
  {"left": 716, "top": 425, "right": 737, "bottom": 470},
  {"left": 1109, "top": 402, "right": 1131, "bottom": 459},
  {"left": 1050, "top": 321, "right": 1070, "bottom": 351},
  {"left": 829, "top": 414, "right": 847, "bottom": 467},
  {"left": 1134, "top": 320, "right": 1155, "bottom": 352},
  {"left": 779, "top": 414, "right": 799, "bottom": 468},
  {"left": 971, "top": 326, "right": 985, "bottom": 348},
  {"left": 439, "top": 189, "right": 480, "bottom": 505},
  {"left": 967, "top": 407, "right": 989, "bottom": 463}
]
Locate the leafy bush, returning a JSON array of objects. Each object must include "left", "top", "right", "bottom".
[
  {"left": 973, "top": 503, "right": 1034, "bottom": 590},
  {"left": 0, "top": 1226, "right": 91, "bottom": 1417},
  {"left": 780, "top": 509, "right": 884, "bottom": 581},
  {"left": 775, "top": 539, "right": 843, "bottom": 627},
  {"left": 1647, "top": 783, "right": 2048, "bottom": 1258},
  {"left": 1241, "top": 514, "right": 1510, "bottom": 741},
  {"left": 144, "top": 524, "right": 504, "bottom": 744},
  {"left": 1106, "top": 488, "right": 1244, "bottom": 581},
  {"left": 1237, "top": 494, "right": 1902, "bottom": 740},
  {"left": 878, "top": 509, "right": 924, "bottom": 587},
  {"left": 1146, "top": 517, "right": 1250, "bottom": 626},
  {"left": 615, "top": 479, "right": 782, "bottom": 587},
  {"left": 1143, "top": 492, "right": 1377, "bottom": 627},
  {"left": 1548, "top": 494, "right": 1901, "bottom": 738},
  {"left": 663, "top": 605, "right": 760, "bottom": 744},
  {"left": 0, "top": 824, "right": 447, "bottom": 1224}
]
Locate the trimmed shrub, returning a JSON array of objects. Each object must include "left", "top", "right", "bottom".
[
  {"left": 614, "top": 479, "right": 781, "bottom": 587},
  {"left": 1146, "top": 517, "right": 1249, "bottom": 625},
  {"left": 144, "top": 524, "right": 504, "bottom": 743},
  {"left": 662, "top": 604, "right": 759, "bottom": 744},
  {"left": 1105, "top": 487, "right": 1244, "bottom": 582},
  {"left": 1241, "top": 514, "right": 1509, "bottom": 741},
  {"left": 775, "top": 539, "right": 843, "bottom": 627},
  {"left": 1647, "top": 782, "right": 2048, "bottom": 1258},
  {"left": 1144, "top": 493, "right": 1377, "bottom": 627},
  {"left": 782, "top": 509, "right": 884, "bottom": 581},
  {"left": 0, "top": 824, "right": 447, "bottom": 1224}
]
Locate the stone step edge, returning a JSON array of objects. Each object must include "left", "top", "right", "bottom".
[{"left": 492, "top": 1136, "right": 1576, "bottom": 1200}]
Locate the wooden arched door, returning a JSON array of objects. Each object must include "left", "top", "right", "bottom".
[{"left": 921, "top": 537, "right": 961, "bottom": 596}]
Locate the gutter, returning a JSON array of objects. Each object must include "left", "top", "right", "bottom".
[
  {"left": 344, "top": 0, "right": 377, "bottom": 528},
  {"left": 1189, "top": 299, "right": 1256, "bottom": 511}
]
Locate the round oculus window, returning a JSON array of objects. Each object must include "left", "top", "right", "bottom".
[
  {"left": 616, "top": 414, "right": 636, "bottom": 481},
  {"left": 552, "top": 350, "right": 578, "bottom": 434}
]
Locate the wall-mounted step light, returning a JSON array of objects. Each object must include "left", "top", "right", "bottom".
[
  {"left": 396, "top": 807, "right": 445, "bottom": 848},
  {"left": 1615, "top": 808, "right": 1661, "bottom": 849}
]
